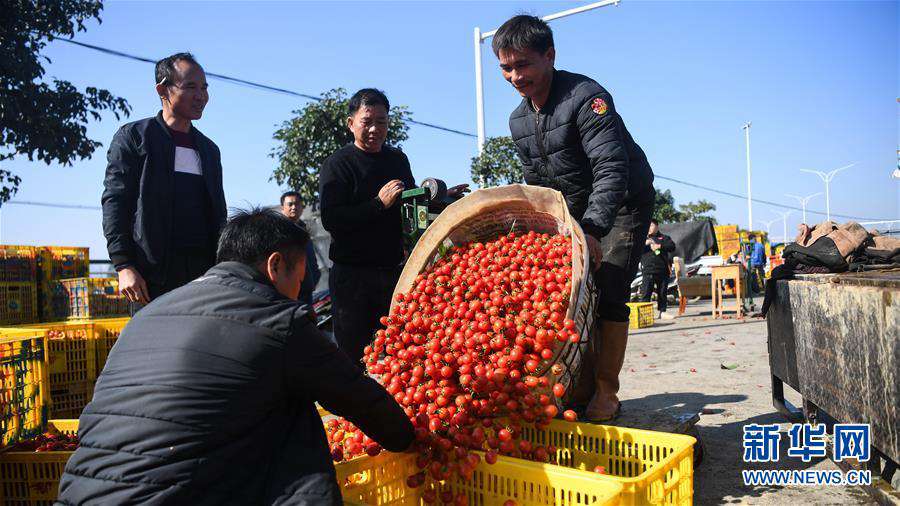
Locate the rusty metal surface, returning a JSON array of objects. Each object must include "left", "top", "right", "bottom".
[
  {"left": 767, "top": 277, "right": 899, "bottom": 464},
  {"left": 795, "top": 268, "right": 900, "bottom": 289},
  {"left": 767, "top": 281, "right": 801, "bottom": 389}
]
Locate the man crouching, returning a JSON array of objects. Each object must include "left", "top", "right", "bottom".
[{"left": 57, "top": 208, "right": 413, "bottom": 505}]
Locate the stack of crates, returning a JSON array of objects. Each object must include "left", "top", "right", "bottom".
[
  {"left": 1, "top": 330, "right": 697, "bottom": 504},
  {"left": 50, "top": 278, "right": 128, "bottom": 320},
  {"left": 21, "top": 318, "right": 128, "bottom": 419},
  {"left": 0, "top": 417, "right": 696, "bottom": 505},
  {"left": 0, "top": 328, "right": 49, "bottom": 448},
  {"left": 0, "top": 246, "right": 38, "bottom": 325},
  {"left": 29, "top": 322, "right": 95, "bottom": 419},
  {"left": 713, "top": 225, "right": 741, "bottom": 260},
  {"left": 37, "top": 247, "right": 90, "bottom": 322}
]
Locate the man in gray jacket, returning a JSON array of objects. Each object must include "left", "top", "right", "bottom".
[
  {"left": 494, "top": 15, "right": 655, "bottom": 421},
  {"left": 58, "top": 208, "right": 413, "bottom": 505}
]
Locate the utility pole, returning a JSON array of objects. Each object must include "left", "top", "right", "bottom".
[{"left": 742, "top": 122, "right": 753, "bottom": 230}]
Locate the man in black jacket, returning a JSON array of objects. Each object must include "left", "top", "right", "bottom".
[
  {"left": 102, "top": 52, "right": 226, "bottom": 305},
  {"left": 57, "top": 208, "right": 414, "bottom": 505},
  {"left": 495, "top": 15, "right": 655, "bottom": 421},
  {"left": 639, "top": 219, "right": 676, "bottom": 318}
]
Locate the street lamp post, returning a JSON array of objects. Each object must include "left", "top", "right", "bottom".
[
  {"left": 473, "top": 0, "right": 620, "bottom": 154},
  {"left": 773, "top": 210, "right": 793, "bottom": 244},
  {"left": 785, "top": 192, "right": 822, "bottom": 225},
  {"left": 800, "top": 163, "right": 857, "bottom": 222},
  {"left": 742, "top": 122, "right": 753, "bottom": 231},
  {"left": 757, "top": 219, "right": 779, "bottom": 239},
  {"left": 473, "top": 27, "right": 485, "bottom": 153}
]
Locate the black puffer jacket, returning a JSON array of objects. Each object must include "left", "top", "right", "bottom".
[
  {"left": 509, "top": 70, "right": 654, "bottom": 239},
  {"left": 57, "top": 261, "right": 413, "bottom": 505}
]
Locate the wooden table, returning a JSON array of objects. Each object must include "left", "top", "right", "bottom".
[{"left": 711, "top": 264, "right": 745, "bottom": 318}]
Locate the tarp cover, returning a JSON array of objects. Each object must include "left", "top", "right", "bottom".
[{"left": 659, "top": 219, "right": 717, "bottom": 264}]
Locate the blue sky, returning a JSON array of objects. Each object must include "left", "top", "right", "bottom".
[{"left": 1, "top": 0, "right": 897, "bottom": 258}]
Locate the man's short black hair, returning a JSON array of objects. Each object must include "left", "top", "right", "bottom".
[
  {"left": 748, "top": 233, "right": 757, "bottom": 239},
  {"left": 650, "top": 218, "right": 659, "bottom": 226},
  {"left": 492, "top": 15, "right": 554, "bottom": 56},
  {"left": 348, "top": 88, "right": 389, "bottom": 116},
  {"left": 155, "top": 52, "right": 201, "bottom": 85},
  {"left": 280, "top": 191, "right": 301, "bottom": 205},
  {"left": 217, "top": 207, "right": 310, "bottom": 267}
]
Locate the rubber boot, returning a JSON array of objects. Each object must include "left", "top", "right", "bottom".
[
  {"left": 584, "top": 320, "right": 630, "bottom": 422},
  {"left": 565, "top": 319, "right": 600, "bottom": 413}
]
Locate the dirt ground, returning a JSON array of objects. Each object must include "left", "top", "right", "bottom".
[{"left": 618, "top": 297, "right": 876, "bottom": 505}]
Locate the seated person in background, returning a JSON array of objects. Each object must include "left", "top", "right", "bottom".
[{"left": 57, "top": 207, "right": 414, "bottom": 506}]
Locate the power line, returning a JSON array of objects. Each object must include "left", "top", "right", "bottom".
[
  {"left": 58, "top": 38, "right": 477, "bottom": 138},
  {"left": 654, "top": 174, "right": 890, "bottom": 222},
  {"left": 5, "top": 181, "right": 892, "bottom": 223},
  {"left": 3, "top": 200, "right": 101, "bottom": 210}
]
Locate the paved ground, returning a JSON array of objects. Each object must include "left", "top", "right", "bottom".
[{"left": 618, "top": 297, "right": 875, "bottom": 505}]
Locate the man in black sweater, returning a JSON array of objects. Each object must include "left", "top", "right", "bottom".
[
  {"left": 102, "top": 52, "right": 226, "bottom": 305},
  {"left": 319, "top": 89, "right": 416, "bottom": 367},
  {"left": 639, "top": 219, "right": 676, "bottom": 318},
  {"left": 58, "top": 208, "right": 413, "bottom": 505}
]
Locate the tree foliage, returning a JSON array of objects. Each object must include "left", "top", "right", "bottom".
[
  {"left": 678, "top": 199, "right": 717, "bottom": 223},
  {"left": 653, "top": 187, "right": 717, "bottom": 224},
  {"left": 653, "top": 188, "right": 681, "bottom": 223},
  {"left": 270, "top": 88, "right": 412, "bottom": 206},
  {"left": 1, "top": 0, "right": 131, "bottom": 203},
  {"left": 469, "top": 136, "right": 524, "bottom": 188}
]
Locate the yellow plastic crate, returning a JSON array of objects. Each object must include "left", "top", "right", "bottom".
[
  {"left": 36, "top": 246, "right": 90, "bottom": 322},
  {"left": 0, "top": 283, "right": 38, "bottom": 326},
  {"left": 0, "top": 329, "right": 48, "bottom": 448},
  {"left": 519, "top": 420, "right": 695, "bottom": 506},
  {"left": 91, "top": 317, "right": 129, "bottom": 378},
  {"left": 337, "top": 451, "right": 622, "bottom": 505},
  {"left": 714, "top": 231, "right": 739, "bottom": 242},
  {"left": 0, "top": 246, "right": 38, "bottom": 283},
  {"left": 21, "top": 323, "right": 96, "bottom": 420},
  {"left": 716, "top": 238, "right": 742, "bottom": 260},
  {"left": 0, "top": 419, "right": 78, "bottom": 505},
  {"left": 713, "top": 225, "right": 738, "bottom": 234},
  {"left": 36, "top": 247, "right": 89, "bottom": 283},
  {"left": 626, "top": 302, "right": 654, "bottom": 329},
  {"left": 48, "top": 278, "right": 128, "bottom": 321}
]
